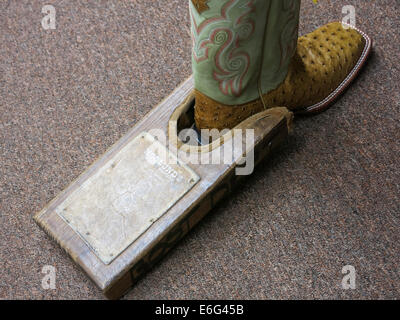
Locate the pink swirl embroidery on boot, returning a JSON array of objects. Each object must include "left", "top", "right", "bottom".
[{"left": 191, "top": 0, "right": 256, "bottom": 97}]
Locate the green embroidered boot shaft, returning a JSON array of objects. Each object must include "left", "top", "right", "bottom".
[{"left": 190, "top": 0, "right": 300, "bottom": 105}]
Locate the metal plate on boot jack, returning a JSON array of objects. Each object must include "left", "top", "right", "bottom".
[{"left": 57, "top": 132, "right": 199, "bottom": 264}]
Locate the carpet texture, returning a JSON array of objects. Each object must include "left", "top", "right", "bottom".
[{"left": 0, "top": 0, "right": 399, "bottom": 299}]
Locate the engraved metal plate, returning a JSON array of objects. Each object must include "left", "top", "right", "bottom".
[{"left": 57, "top": 132, "right": 199, "bottom": 264}]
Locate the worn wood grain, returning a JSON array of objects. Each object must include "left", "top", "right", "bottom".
[{"left": 34, "top": 76, "right": 291, "bottom": 299}]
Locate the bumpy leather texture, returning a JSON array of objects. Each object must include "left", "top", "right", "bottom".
[{"left": 195, "top": 22, "right": 366, "bottom": 130}]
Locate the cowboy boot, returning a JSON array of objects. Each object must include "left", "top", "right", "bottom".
[{"left": 190, "top": 0, "right": 371, "bottom": 130}]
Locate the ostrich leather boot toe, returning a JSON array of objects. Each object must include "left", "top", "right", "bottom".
[{"left": 194, "top": 22, "right": 369, "bottom": 130}]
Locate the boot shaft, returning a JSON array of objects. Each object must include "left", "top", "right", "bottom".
[{"left": 190, "top": 0, "right": 301, "bottom": 105}]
